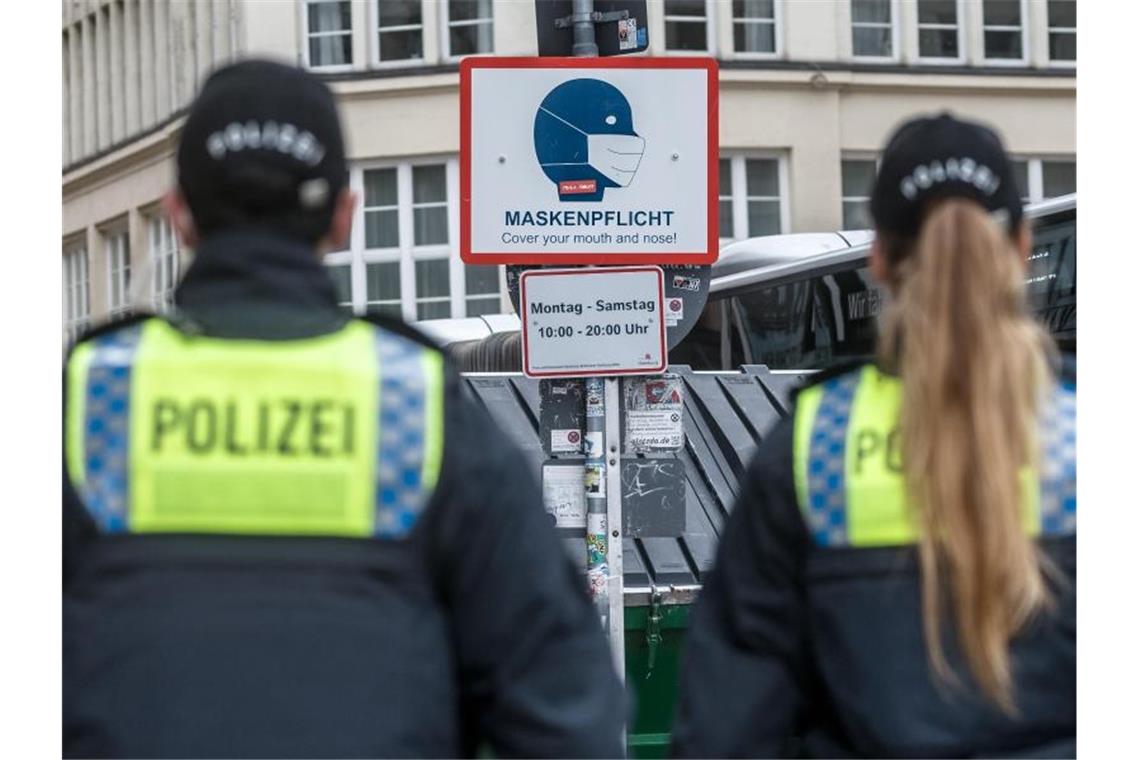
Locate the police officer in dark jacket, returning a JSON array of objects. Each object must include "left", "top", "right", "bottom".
[
  {"left": 672, "top": 114, "right": 1075, "bottom": 758},
  {"left": 63, "top": 60, "right": 625, "bottom": 759}
]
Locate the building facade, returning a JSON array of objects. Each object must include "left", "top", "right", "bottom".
[{"left": 62, "top": 0, "right": 1077, "bottom": 341}]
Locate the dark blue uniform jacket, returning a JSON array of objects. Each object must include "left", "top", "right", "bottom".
[
  {"left": 63, "top": 228, "right": 626, "bottom": 759},
  {"left": 672, "top": 361, "right": 1076, "bottom": 759}
]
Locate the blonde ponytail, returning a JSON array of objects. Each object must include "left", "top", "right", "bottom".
[{"left": 876, "top": 199, "right": 1055, "bottom": 712}]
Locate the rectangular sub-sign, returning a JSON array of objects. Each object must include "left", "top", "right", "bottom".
[
  {"left": 521, "top": 267, "right": 666, "bottom": 378},
  {"left": 460, "top": 56, "right": 718, "bottom": 265},
  {"left": 623, "top": 375, "right": 685, "bottom": 452}
]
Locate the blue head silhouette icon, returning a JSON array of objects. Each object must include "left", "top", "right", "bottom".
[{"left": 533, "top": 78, "right": 646, "bottom": 202}]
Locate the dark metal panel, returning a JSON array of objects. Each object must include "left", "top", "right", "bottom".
[
  {"left": 623, "top": 538, "right": 650, "bottom": 586},
  {"left": 745, "top": 366, "right": 810, "bottom": 416},
  {"left": 683, "top": 373, "right": 756, "bottom": 477},
  {"left": 461, "top": 366, "right": 799, "bottom": 589},
  {"left": 717, "top": 374, "right": 783, "bottom": 446},
  {"left": 465, "top": 377, "right": 544, "bottom": 471},
  {"left": 638, "top": 538, "right": 696, "bottom": 585}
]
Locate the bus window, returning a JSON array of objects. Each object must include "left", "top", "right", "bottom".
[
  {"left": 730, "top": 265, "right": 883, "bottom": 369},
  {"left": 1026, "top": 214, "right": 1076, "bottom": 348},
  {"left": 669, "top": 294, "right": 729, "bottom": 370}
]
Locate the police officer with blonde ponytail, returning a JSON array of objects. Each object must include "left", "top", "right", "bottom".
[
  {"left": 673, "top": 113, "right": 1075, "bottom": 758},
  {"left": 63, "top": 60, "right": 624, "bottom": 758}
]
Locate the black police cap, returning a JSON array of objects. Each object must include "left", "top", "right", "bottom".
[
  {"left": 177, "top": 59, "right": 348, "bottom": 242},
  {"left": 870, "top": 112, "right": 1022, "bottom": 238}
]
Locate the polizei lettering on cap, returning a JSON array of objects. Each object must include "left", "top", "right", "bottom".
[
  {"left": 205, "top": 120, "right": 327, "bottom": 167},
  {"left": 898, "top": 157, "right": 1001, "bottom": 200}
]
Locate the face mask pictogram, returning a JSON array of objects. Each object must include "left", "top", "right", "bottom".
[{"left": 533, "top": 78, "right": 646, "bottom": 202}]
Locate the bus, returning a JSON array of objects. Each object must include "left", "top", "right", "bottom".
[{"left": 671, "top": 194, "right": 1076, "bottom": 370}]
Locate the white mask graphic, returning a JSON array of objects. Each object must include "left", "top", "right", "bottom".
[
  {"left": 537, "top": 105, "right": 646, "bottom": 188},
  {"left": 587, "top": 133, "right": 646, "bottom": 187}
]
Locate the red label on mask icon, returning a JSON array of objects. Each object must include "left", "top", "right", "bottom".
[{"left": 559, "top": 180, "right": 598, "bottom": 195}]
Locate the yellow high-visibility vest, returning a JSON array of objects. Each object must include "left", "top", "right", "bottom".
[
  {"left": 793, "top": 365, "right": 1076, "bottom": 547},
  {"left": 65, "top": 318, "right": 444, "bottom": 539}
]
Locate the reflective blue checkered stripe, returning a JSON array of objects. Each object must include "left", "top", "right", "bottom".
[
  {"left": 803, "top": 372, "right": 861, "bottom": 545},
  {"left": 80, "top": 324, "right": 143, "bottom": 533},
  {"left": 372, "top": 330, "right": 435, "bottom": 539},
  {"left": 1039, "top": 383, "right": 1076, "bottom": 536}
]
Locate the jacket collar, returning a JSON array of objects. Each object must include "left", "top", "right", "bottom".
[{"left": 172, "top": 227, "right": 349, "bottom": 340}]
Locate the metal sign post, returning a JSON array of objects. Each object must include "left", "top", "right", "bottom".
[{"left": 568, "top": 0, "right": 623, "bottom": 684}]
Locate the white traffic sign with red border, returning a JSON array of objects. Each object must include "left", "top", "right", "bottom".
[
  {"left": 520, "top": 267, "right": 667, "bottom": 378},
  {"left": 460, "top": 56, "right": 719, "bottom": 265}
]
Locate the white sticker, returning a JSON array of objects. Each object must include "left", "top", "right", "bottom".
[
  {"left": 626, "top": 410, "right": 684, "bottom": 450},
  {"left": 551, "top": 428, "right": 583, "bottom": 454},
  {"left": 618, "top": 18, "right": 638, "bottom": 51},
  {"left": 624, "top": 376, "right": 685, "bottom": 451},
  {"left": 542, "top": 464, "right": 586, "bottom": 528},
  {"left": 583, "top": 430, "right": 604, "bottom": 458},
  {"left": 585, "top": 462, "right": 606, "bottom": 498}
]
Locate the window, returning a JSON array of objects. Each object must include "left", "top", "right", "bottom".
[
  {"left": 376, "top": 0, "right": 423, "bottom": 63},
  {"left": 328, "top": 159, "right": 503, "bottom": 321},
  {"left": 1042, "top": 160, "right": 1076, "bottom": 198},
  {"left": 364, "top": 167, "right": 400, "bottom": 249},
  {"left": 106, "top": 228, "right": 132, "bottom": 318},
  {"left": 664, "top": 0, "right": 709, "bottom": 52},
  {"left": 720, "top": 155, "right": 787, "bottom": 241},
  {"left": 414, "top": 259, "right": 450, "bottom": 319},
  {"left": 444, "top": 0, "right": 494, "bottom": 59},
  {"left": 1010, "top": 157, "right": 1076, "bottom": 203},
  {"left": 745, "top": 159, "right": 783, "bottom": 237},
  {"left": 732, "top": 266, "right": 884, "bottom": 370},
  {"left": 148, "top": 216, "right": 180, "bottom": 312},
  {"left": 366, "top": 261, "right": 402, "bottom": 318},
  {"left": 732, "top": 0, "right": 778, "bottom": 56},
  {"left": 465, "top": 265, "right": 502, "bottom": 316},
  {"left": 1047, "top": 0, "right": 1076, "bottom": 64},
  {"left": 305, "top": 1, "right": 353, "bottom": 69},
  {"left": 841, "top": 158, "right": 876, "bottom": 230},
  {"left": 718, "top": 158, "right": 733, "bottom": 242},
  {"left": 982, "top": 0, "right": 1026, "bottom": 62},
  {"left": 326, "top": 262, "right": 354, "bottom": 315},
  {"left": 412, "top": 165, "right": 448, "bottom": 246},
  {"left": 851, "top": 0, "right": 895, "bottom": 59},
  {"left": 1011, "top": 159, "right": 1031, "bottom": 204},
  {"left": 916, "top": 0, "right": 961, "bottom": 61},
  {"left": 64, "top": 243, "right": 90, "bottom": 343}
]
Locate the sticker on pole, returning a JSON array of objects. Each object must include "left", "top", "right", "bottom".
[
  {"left": 460, "top": 56, "right": 719, "bottom": 265},
  {"left": 520, "top": 266, "right": 666, "bottom": 378}
]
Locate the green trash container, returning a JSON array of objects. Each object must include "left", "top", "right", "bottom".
[{"left": 624, "top": 593, "right": 695, "bottom": 758}]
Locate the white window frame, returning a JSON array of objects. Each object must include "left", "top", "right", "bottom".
[
  {"left": 915, "top": 0, "right": 965, "bottom": 64},
  {"left": 850, "top": 0, "right": 900, "bottom": 63},
  {"left": 104, "top": 224, "right": 132, "bottom": 319},
  {"left": 147, "top": 215, "right": 180, "bottom": 313},
  {"left": 729, "top": 0, "right": 782, "bottom": 60},
  {"left": 327, "top": 157, "right": 504, "bottom": 322},
  {"left": 663, "top": 0, "right": 717, "bottom": 56},
  {"left": 1009, "top": 156, "right": 1077, "bottom": 203},
  {"left": 301, "top": 0, "right": 355, "bottom": 73},
  {"left": 63, "top": 241, "right": 90, "bottom": 343},
  {"left": 1046, "top": 0, "right": 1076, "bottom": 68},
  {"left": 840, "top": 153, "right": 879, "bottom": 231},
  {"left": 371, "top": 0, "right": 425, "bottom": 69},
  {"left": 719, "top": 152, "right": 790, "bottom": 243},
  {"left": 981, "top": 0, "right": 1029, "bottom": 66},
  {"left": 440, "top": 0, "right": 495, "bottom": 62}
]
